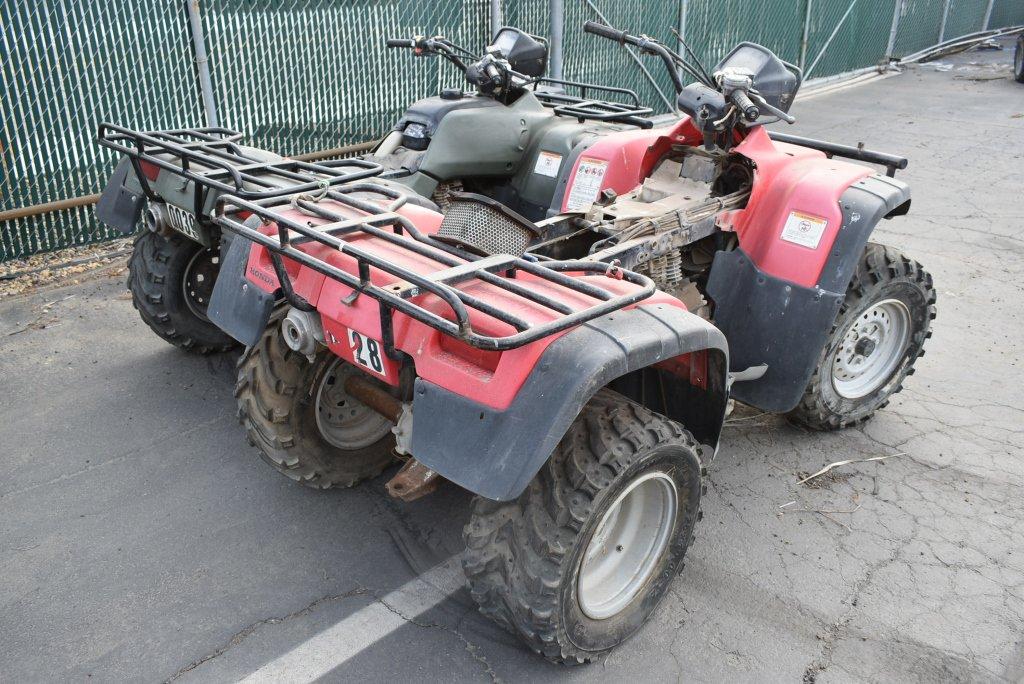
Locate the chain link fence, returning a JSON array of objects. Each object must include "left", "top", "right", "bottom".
[{"left": 3, "top": 0, "right": 1023, "bottom": 262}]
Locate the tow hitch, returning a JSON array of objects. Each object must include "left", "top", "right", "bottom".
[{"left": 343, "top": 374, "right": 440, "bottom": 501}]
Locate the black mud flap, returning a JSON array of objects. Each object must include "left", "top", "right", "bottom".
[
  {"left": 707, "top": 174, "right": 911, "bottom": 413},
  {"left": 411, "top": 304, "right": 729, "bottom": 501},
  {"left": 94, "top": 157, "right": 145, "bottom": 234},
  {"left": 707, "top": 250, "right": 842, "bottom": 412},
  {"left": 207, "top": 232, "right": 276, "bottom": 347}
]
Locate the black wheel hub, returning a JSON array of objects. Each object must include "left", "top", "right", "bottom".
[
  {"left": 182, "top": 247, "right": 220, "bottom": 321},
  {"left": 855, "top": 337, "right": 877, "bottom": 357}
]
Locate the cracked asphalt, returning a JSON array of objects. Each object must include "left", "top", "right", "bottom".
[{"left": 2, "top": 40, "right": 1023, "bottom": 682}]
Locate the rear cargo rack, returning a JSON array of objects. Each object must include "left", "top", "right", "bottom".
[
  {"left": 97, "top": 124, "right": 386, "bottom": 212},
  {"left": 214, "top": 182, "right": 655, "bottom": 352},
  {"left": 532, "top": 79, "right": 654, "bottom": 129}
]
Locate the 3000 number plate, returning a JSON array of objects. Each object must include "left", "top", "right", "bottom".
[{"left": 166, "top": 204, "right": 202, "bottom": 242}]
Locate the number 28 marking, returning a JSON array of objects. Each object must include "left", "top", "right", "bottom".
[{"left": 347, "top": 329, "right": 385, "bottom": 377}]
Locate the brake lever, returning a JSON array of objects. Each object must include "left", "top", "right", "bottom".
[{"left": 749, "top": 92, "right": 796, "bottom": 124}]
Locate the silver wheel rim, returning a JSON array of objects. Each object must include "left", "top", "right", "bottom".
[
  {"left": 578, "top": 471, "right": 678, "bottom": 620},
  {"left": 832, "top": 299, "right": 911, "bottom": 399},
  {"left": 314, "top": 359, "right": 393, "bottom": 449}
]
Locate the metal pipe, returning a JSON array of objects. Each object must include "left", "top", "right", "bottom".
[
  {"left": 806, "top": 0, "right": 859, "bottom": 79},
  {"left": 897, "top": 25, "right": 1024, "bottom": 63},
  {"left": 490, "top": 0, "right": 503, "bottom": 39},
  {"left": 982, "top": 0, "right": 995, "bottom": 31},
  {"left": 886, "top": 0, "right": 904, "bottom": 60},
  {"left": 549, "top": 0, "right": 564, "bottom": 80},
  {"left": 0, "top": 194, "right": 100, "bottom": 223},
  {"left": 938, "top": 0, "right": 951, "bottom": 43},
  {"left": 799, "top": 0, "right": 813, "bottom": 70},
  {"left": 184, "top": 0, "right": 219, "bottom": 128},
  {"left": 344, "top": 375, "right": 401, "bottom": 423},
  {"left": 290, "top": 140, "right": 378, "bottom": 161},
  {"left": 677, "top": 0, "right": 688, "bottom": 87}
]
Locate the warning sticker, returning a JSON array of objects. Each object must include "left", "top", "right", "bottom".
[
  {"left": 780, "top": 211, "right": 828, "bottom": 249},
  {"left": 565, "top": 158, "right": 608, "bottom": 211},
  {"left": 533, "top": 150, "right": 562, "bottom": 178}
]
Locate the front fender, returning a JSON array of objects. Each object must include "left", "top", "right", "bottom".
[
  {"left": 708, "top": 174, "right": 911, "bottom": 413},
  {"left": 410, "top": 304, "right": 729, "bottom": 501}
]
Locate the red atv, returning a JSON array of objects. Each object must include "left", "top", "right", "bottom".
[{"left": 99, "top": 23, "right": 935, "bottom": 662}]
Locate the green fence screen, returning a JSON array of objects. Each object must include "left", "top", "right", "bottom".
[{"left": 2, "top": 0, "right": 1023, "bottom": 261}]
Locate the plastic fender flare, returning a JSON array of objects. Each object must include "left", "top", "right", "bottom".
[
  {"left": 818, "top": 174, "right": 911, "bottom": 292},
  {"left": 410, "top": 304, "right": 729, "bottom": 501},
  {"left": 94, "top": 157, "right": 145, "bottom": 234},
  {"left": 708, "top": 173, "right": 911, "bottom": 413}
]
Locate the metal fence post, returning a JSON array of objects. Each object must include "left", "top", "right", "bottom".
[
  {"left": 549, "top": 0, "right": 564, "bottom": 80},
  {"left": 184, "top": 0, "right": 218, "bottom": 128},
  {"left": 982, "top": 0, "right": 995, "bottom": 30},
  {"left": 677, "top": 0, "right": 688, "bottom": 85},
  {"left": 885, "top": 0, "right": 904, "bottom": 60},
  {"left": 799, "top": 0, "right": 813, "bottom": 70},
  {"left": 490, "top": 0, "right": 503, "bottom": 39},
  {"left": 938, "top": 0, "right": 951, "bottom": 43}
]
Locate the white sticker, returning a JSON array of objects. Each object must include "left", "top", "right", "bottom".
[
  {"left": 565, "top": 158, "right": 608, "bottom": 211},
  {"left": 347, "top": 328, "right": 387, "bottom": 378},
  {"left": 780, "top": 211, "right": 828, "bottom": 249},
  {"left": 533, "top": 150, "right": 562, "bottom": 178}
]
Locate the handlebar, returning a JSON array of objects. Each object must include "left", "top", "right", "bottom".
[
  {"left": 729, "top": 90, "right": 759, "bottom": 122},
  {"left": 386, "top": 38, "right": 415, "bottom": 48},
  {"left": 583, "top": 21, "right": 628, "bottom": 43},
  {"left": 582, "top": 21, "right": 684, "bottom": 93}
]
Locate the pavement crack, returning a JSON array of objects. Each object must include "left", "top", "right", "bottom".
[
  {"left": 802, "top": 536, "right": 910, "bottom": 682},
  {"left": 163, "top": 587, "right": 370, "bottom": 683},
  {"left": 373, "top": 596, "right": 501, "bottom": 683}
]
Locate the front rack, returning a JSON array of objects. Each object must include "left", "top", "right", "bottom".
[
  {"left": 214, "top": 182, "right": 655, "bottom": 352},
  {"left": 532, "top": 78, "right": 654, "bottom": 129},
  {"left": 97, "top": 124, "right": 386, "bottom": 212}
]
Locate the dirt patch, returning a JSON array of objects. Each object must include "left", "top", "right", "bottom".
[{"left": 0, "top": 238, "right": 132, "bottom": 299}]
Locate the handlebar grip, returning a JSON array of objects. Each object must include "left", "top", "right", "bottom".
[
  {"left": 386, "top": 38, "right": 415, "bottom": 48},
  {"left": 583, "top": 21, "right": 628, "bottom": 43},
  {"left": 730, "top": 90, "right": 760, "bottom": 122}
]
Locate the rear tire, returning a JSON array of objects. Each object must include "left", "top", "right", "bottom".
[
  {"left": 235, "top": 307, "right": 396, "bottom": 489},
  {"left": 463, "top": 390, "right": 704, "bottom": 663},
  {"left": 127, "top": 231, "right": 235, "bottom": 354},
  {"left": 787, "top": 243, "right": 935, "bottom": 431}
]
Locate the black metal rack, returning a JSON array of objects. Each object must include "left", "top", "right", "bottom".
[
  {"left": 532, "top": 78, "right": 654, "bottom": 129},
  {"left": 96, "top": 124, "right": 386, "bottom": 216},
  {"left": 213, "top": 182, "right": 655, "bottom": 352},
  {"left": 768, "top": 131, "right": 908, "bottom": 177}
]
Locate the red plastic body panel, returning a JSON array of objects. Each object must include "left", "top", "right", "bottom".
[
  {"left": 722, "top": 126, "right": 873, "bottom": 288},
  {"left": 242, "top": 200, "right": 685, "bottom": 410},
  {"left": 559, "top": 118, "right": 702, "bottom": 212}
]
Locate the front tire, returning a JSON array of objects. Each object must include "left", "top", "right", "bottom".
[
  {"left": 463, "top": 390, "right": 704, "bottom": 663},
  {"left": 235, "top": 307, "right": 397, "bottom": 488},
  {"left": 127, "top": 231, "right": 235, "bottom": 354},
  {"left": 787, "top": 243, "right": 935, "bottom": 430}
]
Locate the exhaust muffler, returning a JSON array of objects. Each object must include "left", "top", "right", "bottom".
[{"left": 280, "top": 308, "right": 325, "bottom": 357}]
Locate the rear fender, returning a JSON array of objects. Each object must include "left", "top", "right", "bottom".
[
  {"left": 410, "top": 304, "right": 729, "bottom": 501},
  {"left": 94, "top": 157, "right": 145, "bottom": 234}
]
